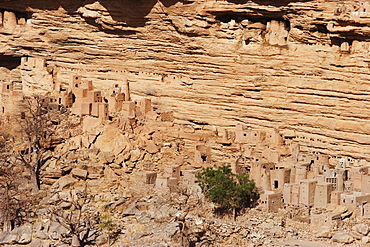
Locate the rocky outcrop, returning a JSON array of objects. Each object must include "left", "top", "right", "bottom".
[{"left": 0, "top": 1, "right": 370, "bottom": 159}]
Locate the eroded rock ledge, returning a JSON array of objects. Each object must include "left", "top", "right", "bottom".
[{"left": 0, "top": 0, "right": 369, "bottom": 159}]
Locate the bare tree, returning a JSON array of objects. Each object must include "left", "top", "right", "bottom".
[
  {"left": 169, "top": 184, "right": 206, "bottom": 247},
  {"left": 0, "top": 139, "right": 34, "bottom": 232},
  {"left": 48, "top": 187, "right": 97, "bottom": 247},
  {"left": 0, "top": 166, "right": 17, "bottom": 232},
  {"left": 0, "top": 131, "right": 16, "bottom": 231},
  {"left": 14, "top": 95, "right": 68, "bottom": 191}
]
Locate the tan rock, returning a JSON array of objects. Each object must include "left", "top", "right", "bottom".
[
  {"left": 332, "top": 232, "right": 354, "bottom": 244},
  {"left": 71, "top": 168, "right": 88, "bottom": 180},
  {"left": 52, "top": 176, "right": 77, "bottom": 191},
  {"left": 145, "top": 140, "right": 159, "bottom": 154},
  {"left": 352, "top": 223, "right": 369, "bottom": 236},
  {"left": 316, "top": 226, "right": 332, "bottom": 238}
]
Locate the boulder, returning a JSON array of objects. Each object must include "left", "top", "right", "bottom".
[
  {"left": 113, "top": 135, "right": 130, "bottom": 156},
  {"left": 52, "top": 175, "right": 77, "bottom": 190},
  {"left": 351, "top": 231, "right": 363, "bottom": 240},
  {"left": 164, "top": 222, "right": 179, "bottom": 238},
  {"left": 35, "top": 231, "right": 49, "bottom": 240},
  {"left": 12, "top": 224, "right": 32, "bottom": 244},
  {"left": 42, "top": 177, "right": 58, "bottom": 185},
  {"left": 316, "top": 226, "right": 332, "bottom": 238},
  {"left": 98, "top": 151, "right": 115, "bottom": 164},
  {"left": 95, "top": 125, "right": 131, "bottom": 154},
  {"left": 0, "top": 231, "right": 19, "bottom": 245},
  {"left": 136, "top": 212, "right": 151, "bottom": 223},
  {"left": 332, "top": 232, "right": 354, "bottom": 244},
  {"left": 145, "top": 140, "right": 159, "bottom": 154},
  {"left": 122, "top": 201, "right": 140, "bottom": 215},
  {"left": 362, "top": 236, "right": 370, "bottom": 244},
  {"left": 71, "top": 168, "right": 88, "bottom": 180},
  {"left": 48, "top": 221, "right": 69, "bottom": 240},
  {"left": 352, "top": 223, "right": 369, "bottom": 236},
  {"left": 130, "top": 149, "right": 141, "bottom": 162},
  {"left": 83, "top": 116, "right": 102, "bottom": 132}
]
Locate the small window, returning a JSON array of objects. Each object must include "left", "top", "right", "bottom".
[
  {"left": 274, "top": 180, "right": 279, "bottom": 189},
  {"left": 201, "top": 155, "right": 207, "bottom": 162}
]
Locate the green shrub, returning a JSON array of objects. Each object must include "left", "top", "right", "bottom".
[{"left": 196, "top": 165, "right": 259, "bottom": 219}]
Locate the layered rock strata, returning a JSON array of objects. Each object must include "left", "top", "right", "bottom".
[{"left": 0, "top": 0, "right": 370, "bottom": 158}]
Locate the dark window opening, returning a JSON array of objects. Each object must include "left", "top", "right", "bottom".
[
  {"left": 201, "top": 155, "right": 207, "bottom": 162},
  {"left": 0, "top": 54, "right": 21, "bottom": 69},
  {"left": 274, "top": 180, "right": 279, "bottom": 189}
]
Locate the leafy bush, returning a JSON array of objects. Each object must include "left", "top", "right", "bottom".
[{"left": 196, "top": 165, "right": 259, "bottom": 219}]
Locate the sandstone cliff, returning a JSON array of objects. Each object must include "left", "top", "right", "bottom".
[{"left": 0, "top": 0, "right": 370, "bottom": 159}]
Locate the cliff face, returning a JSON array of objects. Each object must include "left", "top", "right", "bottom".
[{"left": 1, "top": 0, "right": 370, "bottom": 159}]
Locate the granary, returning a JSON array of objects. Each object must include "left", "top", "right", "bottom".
[
  {"left": 259, "top": 191, "right": 284, "bottom": 213},
  {"left": 0, "top": 80, "right": 23, "bottom": 117}
]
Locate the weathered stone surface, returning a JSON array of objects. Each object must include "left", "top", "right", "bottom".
[
  {"left": 71, "top": 168, "right": 88, "bottom": 180},
  {"left": 145, "top": 140, "right": 159, "bottom": 154},
  {"left": 30, "top": 239, "right": 47, "bottom": 247},
  {"left": 316, "top": 226, "right": 332, "bottom": 238},
  {"left": 1, "top": 0, "right": 370, "bottom": 161},
  {"left": 48, "top": 221, "right": 69, "bottom": 240},
  {"left": 0, "top": 231, "right": 19, "bottom": 245},
  {"left": 95, "top": 126, "right": 130, "bottom": 155},
  {"left": 352, "top": 223, "right": 369, "bottom": 236},
  {"left": 130, "top": 149, "right": 141, "bottom": 162},
  {"left": 98, "top": 151, "right": 115, "bottom": 164},
  {"left": 362, "top": 236, "right": 370, "bottom": 244},
  {"left": 52, "top": 175, "right": 78, "bottom": 190},
  {"left": 122, "top": 201, "right": 140, "bottom": 215},
  {"left": 12, "top": 224, "right": 32, "bottom": 244},
  {"left": 332, "top": 232, "right": 354, "bottom": 244}
]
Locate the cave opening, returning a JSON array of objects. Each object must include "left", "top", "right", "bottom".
[
  {"left": 0, "top": 8, "right": 29, "bottom": 20},
  {"left": 0, "top": 54, "right": 21, "bottom": 70}
]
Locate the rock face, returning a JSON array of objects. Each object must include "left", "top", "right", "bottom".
[
  {"left": 0, "top": 0, "right": 370, "bottom": 159},
  {"left": 332, "top": 232, "right": 354, "bottom": 244}
]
